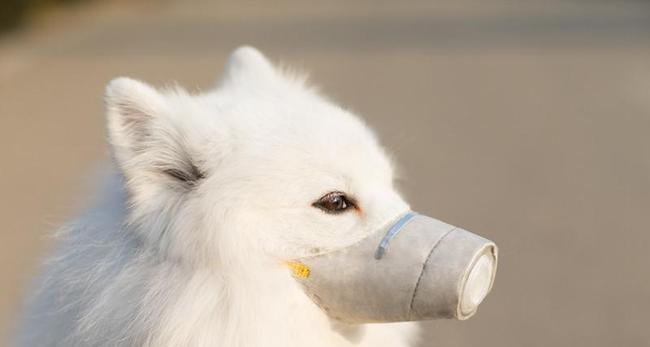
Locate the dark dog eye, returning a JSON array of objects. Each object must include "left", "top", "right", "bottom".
[{"left": 313, "top": 191, "right": 356, "bottom": 214}]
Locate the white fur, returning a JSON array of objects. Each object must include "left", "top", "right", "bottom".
[{"left": 14, "top": 47, "right": 419, "bottom": 347}]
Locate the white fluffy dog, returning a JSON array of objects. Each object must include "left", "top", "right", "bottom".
[{"left": 14, "top": 47, "right": 418, "bottom": 347}]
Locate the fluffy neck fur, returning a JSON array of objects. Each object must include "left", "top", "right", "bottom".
[{"left": 19, "top": 174, "right": 376, "bottom": 347}]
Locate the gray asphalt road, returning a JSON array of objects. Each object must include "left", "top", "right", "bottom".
[{"left": 1, "top": 1, "right": 649, "bottom": 346}]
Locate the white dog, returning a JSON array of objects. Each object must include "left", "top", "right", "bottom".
[{"left": 14, "top": 47, "right": 420, "bottom": 347}]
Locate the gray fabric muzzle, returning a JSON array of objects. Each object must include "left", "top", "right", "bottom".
[{"left": 288, "top": 212, "right": 498, "bottom": 323}]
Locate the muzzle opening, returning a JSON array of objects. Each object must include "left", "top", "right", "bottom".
[{"left": 458, "top": 245, "right": 498, "bottom": 319}]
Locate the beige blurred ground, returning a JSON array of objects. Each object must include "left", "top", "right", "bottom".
[{"left": 1, "top": 0, "right": 650, "bottom": 346}]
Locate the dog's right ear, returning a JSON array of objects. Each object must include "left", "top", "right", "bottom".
[{"left": 218, "top": 46, "right": 278, "bottom": 87}]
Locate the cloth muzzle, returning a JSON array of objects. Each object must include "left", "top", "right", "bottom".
[{"left": 288, "top": 212, "right": 498, "bottom": 323}]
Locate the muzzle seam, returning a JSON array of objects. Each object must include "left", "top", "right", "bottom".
[{"left": 407, "top": 227, "right": 457, "bottom": 320}]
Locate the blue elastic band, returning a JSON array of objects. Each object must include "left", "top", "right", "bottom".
[{"left": 374, "top": 211, "right": 418, "bottom": 260}]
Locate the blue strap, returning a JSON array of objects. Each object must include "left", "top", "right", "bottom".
[{"left": 374, "top": 211, "right": 418, "bottom": 260}]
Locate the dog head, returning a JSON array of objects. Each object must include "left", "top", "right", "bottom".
[
  {"left": 106, "top": 47, "right": 408, "bottom": 264},
  {"left": 105, "top": 47, "right": 497, "bottom": 323}
]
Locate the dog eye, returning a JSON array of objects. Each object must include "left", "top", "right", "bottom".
[{"left": 312, "top": 191, "right": 356, "bottom": 214}]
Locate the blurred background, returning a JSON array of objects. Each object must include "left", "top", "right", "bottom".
[{"left": 1, "top": 0, "right": 649, "bottom": 346}]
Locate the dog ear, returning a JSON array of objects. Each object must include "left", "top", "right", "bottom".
[
  {"left": 219, "top": 46, "right": 277, "bottom": 86},
  {"left": 105, "top": 77, "right": 204, "bottom": 200}
]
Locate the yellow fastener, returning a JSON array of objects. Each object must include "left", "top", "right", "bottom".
[{"left": 286, "top": 261, "right": 311, "bottom": 279}]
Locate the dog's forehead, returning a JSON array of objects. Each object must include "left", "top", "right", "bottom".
[
  {"left": 260, "top": 100, "right": 383, "bottom": 160},
  {"left": 255, "top": 111, "right": 392, "bottom": 184},
  {"left": 205, "top": 77, "right": 394, "bottom": 183},
  {"left": 216, "top": 85, "right": 374, "bottom": 146}
]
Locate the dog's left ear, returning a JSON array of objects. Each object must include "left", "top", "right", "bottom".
[{"left": 105, "top": 77, "right": 205, "bottom": 201}]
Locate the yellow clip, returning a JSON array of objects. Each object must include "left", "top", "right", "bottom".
[{"left": 286, "top": 261, "right": 311, "bottom": 279}]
